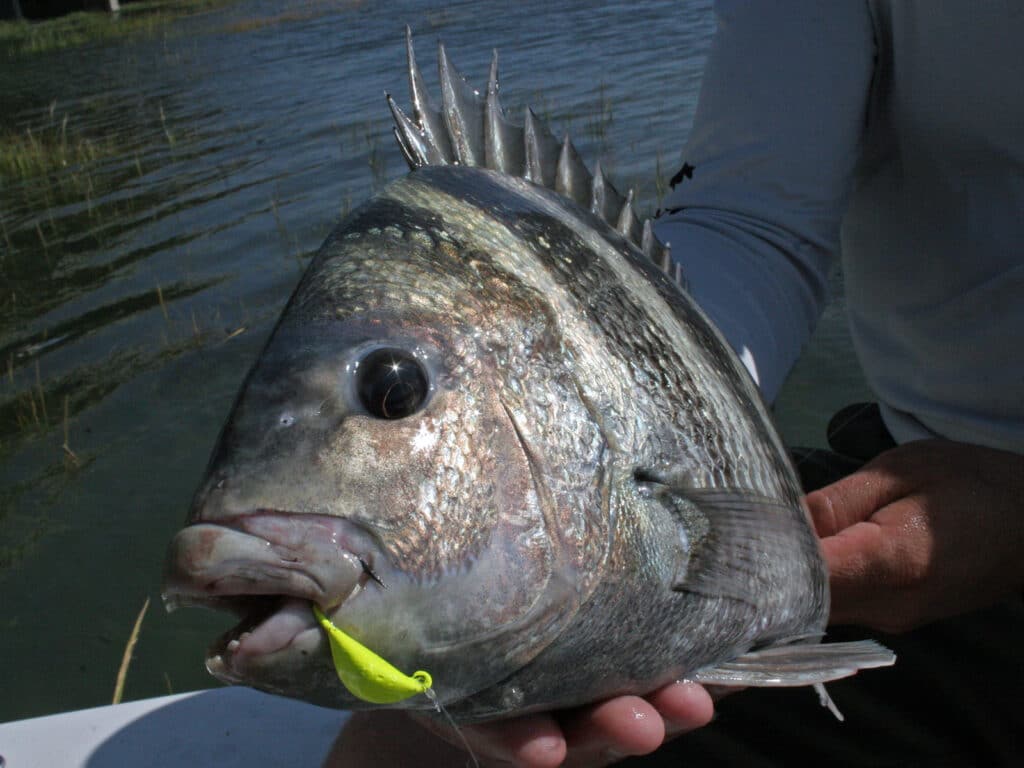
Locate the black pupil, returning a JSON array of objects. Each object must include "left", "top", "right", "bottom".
[{"left": 356, "top": 348, "right": 429, "bottom": 419}]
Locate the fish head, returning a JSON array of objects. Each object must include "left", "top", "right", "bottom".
[{"left": 162, "top": 174, "right": 596, "bottom": 710}]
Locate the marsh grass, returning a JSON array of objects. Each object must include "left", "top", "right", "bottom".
[
  {"left": 112, "top": 596, "right": 150, "bottom": 705},
  {"left": 653, "top": 147, "right": 668, "bottom": 209},
  {"left": 0, "top": 96, "right": 185, "bottom": 250},
  {"left": 222, "top": 0, "right": 355, "bottom": 35},
  {"left": 0, "top": 0, "right": 237, "bottom": 59},
  {"left": 0, "top": 277, "right": 241, "bottom": 459},
  {"left": 223, "top": 8, "right": 316, "bottom": 35},
  {"left": 584, "top": 82, "right": 614, "bottom": 146},
  {"left": 0, "top": 120, "right": 131, "bottom": 253},
  {"left": 367, "top": 137, "right": 388, "bottom": 192},
  {"left": 0, "top": 122, "right": 118, "bottom": 183},
  {"left": 61, "top": 393, "right": 79, "bottom": 468}
]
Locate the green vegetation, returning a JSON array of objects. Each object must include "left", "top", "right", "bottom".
[
  {"left": 0, "top": 118, "right": 117, "bottom": 181},
  {"left": 0, "top": 98, "right": 182, "bottom": 240},
  {"left": 222, "top": 0, "right": 356, "bottom": 35},
  {"left": 0, "top": 0, "right": 236, "bottom": 58},
  {"left": 0, "top": 115, "right": 138, "bottom": 236},
  {"left": 223, "top": 7, "right": 318, "bottom": 34}
]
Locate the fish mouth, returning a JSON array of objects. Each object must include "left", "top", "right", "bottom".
[
  {"left": 161, "top": 511, "right": 380, "bottom": 676},
  {"left": 203, "top": 596, "right": 324, "bottom": 679}
]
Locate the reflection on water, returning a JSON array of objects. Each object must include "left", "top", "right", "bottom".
[{"left": 0, "top": 0, "right": 866, "bottom": 722}]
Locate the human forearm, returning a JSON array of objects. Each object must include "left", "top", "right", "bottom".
[{"left": 656, "top": 0, "right": 875, "bottom": 401}]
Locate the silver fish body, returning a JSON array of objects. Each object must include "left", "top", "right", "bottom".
[{"left": 162, "top": 35, "right": 891, "bottom": 723}]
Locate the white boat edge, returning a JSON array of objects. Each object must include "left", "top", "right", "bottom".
[{"left": 0, "top": 687, "right": 347, "bottom": 768}]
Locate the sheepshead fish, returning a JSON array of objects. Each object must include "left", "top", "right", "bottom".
[{"left": 162, "top": 30, "right": 893, "bottom": 722}]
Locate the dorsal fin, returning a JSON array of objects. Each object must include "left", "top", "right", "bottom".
[{"left": 391, "top": 26, "right": 677, "bottom": 282}]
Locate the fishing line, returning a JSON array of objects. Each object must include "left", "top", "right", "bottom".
[{"left": 425, "top": 687, "right": 480, "bottom": 768}]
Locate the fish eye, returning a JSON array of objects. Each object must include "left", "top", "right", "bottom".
[{"left": 355, "top": 348, "right": 429, "bottom": 419}]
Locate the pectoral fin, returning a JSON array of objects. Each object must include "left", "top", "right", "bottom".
[{"left": 646, "top": 483, "right": 814, "bottom": 604}]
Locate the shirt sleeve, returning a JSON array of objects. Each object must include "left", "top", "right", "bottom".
[{"left": 654, "top": 0, "right": 876, "bottom": 401}]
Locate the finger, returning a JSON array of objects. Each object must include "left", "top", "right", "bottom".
[
  {"left": 806, "top": 455, "right": 912, "bottom": 537},
  {"left": 819, "top": 503, "right": 931, "bottom": 631},
  {"left": 455, "top": 713, "right": 567, "bottom": 768},
  {"left": 560, "top": 695, "right": 665, "bottom": 765},
  {"left": 821, "top": 496, "right": 935, "bottom": 631},
  {"left": 818, "top": 519, "right": 887, "bottom": 625},
  {"left": 646, "top": 680, "right": 715, "bottom": 737}
]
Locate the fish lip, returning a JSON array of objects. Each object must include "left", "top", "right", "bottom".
[
  {"left": 162, "top": 509, "right": 378, "bottom": 608},
  {"left": 162, "top": 510, "right": 380, "bottom": 668}
]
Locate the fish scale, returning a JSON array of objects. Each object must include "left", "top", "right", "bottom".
[{"left": 393, "top": 166, "right": 789, "bottom": 499}]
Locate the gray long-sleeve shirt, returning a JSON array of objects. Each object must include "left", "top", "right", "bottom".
[{"left": 655, "top": 0, "right": 1024, "bottom": 452}]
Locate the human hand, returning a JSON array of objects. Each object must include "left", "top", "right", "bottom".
[
  {"left": 423, "top": 680, "right": 715, "bottom": 767},
  {"left": 806, "top": 439, "right": 1024, "bottom": 633},
  {"left": 324, "top": 681, "right": 714, "bottom": 767}
]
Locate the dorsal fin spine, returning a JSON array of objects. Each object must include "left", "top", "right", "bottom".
[
  {"left": 438, "top": 42, "right": 485, "bottom": 166},
  {"left": 555, "top": 134, "right": 592, "bottom": 209},
  {"left": 484, "top": 50, "right": 523, "bottom": 175},
  {"left": 387, "top": 94, "right": 428, "bottom": 168},
  {"left": 404, "top": 26, "right": 452, "bottom": 165},
  {"left": 617, "top": 189, "right": 644, "bottom": 245},
  {"left": 524, "top": 108, "right": 560, "bottom": 188}
]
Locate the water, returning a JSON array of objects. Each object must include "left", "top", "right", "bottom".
[{"left": 0, "top": 0, "right": 869, "bottom": 723}]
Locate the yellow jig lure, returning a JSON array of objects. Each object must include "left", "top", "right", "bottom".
[{"left": 312, "top": 605, "right": 432, "bottom": 704}]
